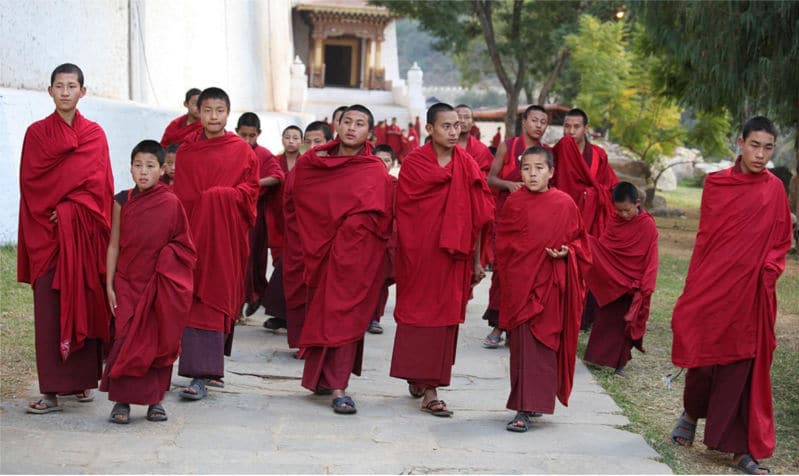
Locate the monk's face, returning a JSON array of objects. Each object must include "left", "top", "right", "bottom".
[
  {"left": 455, "top": 107, "right": 474, "bottom": 137},
  {"left": 283, "top": 128, "right": 302, "bottom": 154},
  {"left": 304, "top": 130, "right": 328, "bottom": 149},
  {"left": 426, "top": 110, "right": 460, "bottom": 150},
  {"left": 338, "top": 110, "right": 371, "bottom": 149},
  {"left": 164, "top": 152, "right": 176, "bottom": 178},
  {"left": 376, "top": 151, "right": 393, "bottom": 171},
  {"left": 520, "top": 153, "right": 553, "bottom": 193},
  {"left": 563, "top": 115, "right": 587, "bottom": 144},
  {"left": 185, "top": 94, "right": 200, "bottom": 121},
  {"left": 237, "top": 125, "right": 260, "bottom": 148},
  {"left": 614, "top": 200, "right": 640, "bottom": 221},
  {"left": 48, "top": 72, "right": 86, "bottom": 115},
  {"left": 130, "top": 152, "right": 164, "bottom": 192},
  {"left": 522, "top": 110, "right": 548, "bottom": 141},
  {"left": 737, "top": 130, "right": 775, "bottom": 174},
  {"left": 199, "top": 98, "right": 229, "bottom": 139}
]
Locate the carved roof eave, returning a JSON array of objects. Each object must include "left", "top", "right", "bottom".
[{"left": 298, "top": 7, "right": 394, "bottom": 41}]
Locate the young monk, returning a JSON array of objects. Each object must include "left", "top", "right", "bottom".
[
  {"left": 392, "top": 103, "right": 494, "bottom": 417},
  {"left": 102, "top": 140, "right": 197, "bottom": 424},
  {"left": 236, "top": 112, "right": 285, "bottom": 318},
  {"left": 330, "top": 105, "right": 347, "bottom": 137},
  {"left": 496, "top": 146, "right": 591, "bottom": 432},
  {"left": 267, "top": 121, "right": 333, "bottom": 341},
  {"left": 482, "top": 105, "right": 552, "bottom": 348},
  {"left": 160, "top": 143, "right": 179, "bottom": 187},
  {"left": 456, "top": 104, "right": 493, "bottom": 176},
  {"left": 160, "top": 88, "right": 203, "bottom": 147},
  {"left": 670, "top": 116, "right": 791, "bottom": 475},
  {"left": 19, "top": 63, "right": 113, "bottom": 414},
  {"left": 173, "top": 87, "right": 259, "bottom": 400},
  {"left": 291, "top": 105, "right": 393, "bottom": 413},
  {"left": 583, "top": 182, "right": 658, "bottom": 377}
]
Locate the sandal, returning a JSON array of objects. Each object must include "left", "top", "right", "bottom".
[
  {"left": 146, "top": 403, "right": 168, "bottom": 422},
  {"left": 408, "top": 383, "right": 425, "bottom": 399},
  {"left": 26, "top": 399, "right": 62, "bottom": 414},
  {"left": 614, "top": 367, "right": 626, "bottom": 378},
  {"left": 421, "top": 399, "right": 453, "bottom": 417},
  {"left": 179, "top": 378, "right": 208, "bottom": 400},
  {"left": 670, "top": 412, "right": 696, "bottom": 446},
  {"left": 482, "top": 334, "right": 502, "bottom": 349},
  {"left": 331, "top": 396, "right": 357, "bottom": 414},
  {"left": 506, "top": 412, "right": 531, "bottom": 432},
  {"left": 734, "top": 455, "right": 771, "bottom": 475},
  {"left": 109, "top": 403, "right": 131, "bottom": 424},
  {"left": 205, "top": 378, "right": 224, "bottom": 388},
  {"left": 367, "top": 320, "right": 383, "bottom": 334},
  {"left": 74, "top": 390, "right": 94, "bottom": 402}
]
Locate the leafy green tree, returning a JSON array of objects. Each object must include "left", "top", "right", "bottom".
[{"left": 685, "top": 110, "right": 734, "bottom": 161}]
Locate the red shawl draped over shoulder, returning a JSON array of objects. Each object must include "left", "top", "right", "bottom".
[
  {"left": 672, "top": 162, "right": 791, "bottom": 459},
  {"left": 173, "top": 132, "right": 259, "bottom": 332},
  {"left": 585, "top": 210, "right": 658, "bottom": 347},
  {"left": 395, "top": 143, "right": 494, "bottom": 327},
  {"left": 109, "top": 184, "right": 197, "bottom": 378},
  {"left": 497, "top": 188, "right": 591, "bottom": 406},
  {"left": 18, "top": 111, "right": 113, "bottom": 360},
  {"left": 292, "top": 140, "right": 393, "bottom": 347},
  {"left": 160, "top": 114, "right": 203, "bottom": 147},
  {"left": 552, "top": 136, "right": 618, "bottom": 237},
  {"left": 465, "top": 135, "right": 494, "bottom": 177}
]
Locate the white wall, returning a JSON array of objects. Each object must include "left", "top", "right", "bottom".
[{"left": 382, "top": 20, "right": 400, "bottom": 85}]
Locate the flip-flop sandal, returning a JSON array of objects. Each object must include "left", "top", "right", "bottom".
[
  {"left": 421, "top": 399, "right": 453, "bottom": 417},
  {"left": 146, "top": 404, "right": 168, "bottom": 422},
  {"left": 482, "top": 334, "right": 502, "bottom": 349},
  {"left": 26, "top": 399, "right": 62, "bottom": 414},
  {"left": 179, "top": 378, "right": 208, "bottom": 400},
  {"left": 74, "top": 390, "right": 94, "bottom": 402},
  {"left": 109, "top": 403, "right": 131, "bottom": 424},
  {"left": 506, "top": 412, "right": 531, "bottom": 432},
  {"left": 408, "top": 384, "right": 425, "bottom": 399},
  {"left": 614, "top": 367, "right": 626, "bottom": 378},
  {"left": 671, "top": 412, "right": 696, "bottom": 446},
  {"left": 734, "top": 455, "right": 771, "bottom": 475},
  {"left": 331, "top": 396, "right": 357, "bottom": 414},
  {"left": 205, "top": 378, "right": 224, "bottom": 388}
]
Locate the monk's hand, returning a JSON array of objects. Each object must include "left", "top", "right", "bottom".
[
  {"left": 545, "top": 245, "right": 569, "bottom": 259},
  {"left": 49, "top": 210, "right": 58, "bottom": 224},
  {"left": 107, "top": 286, "right": 117, "bottom": 316},
  {"left": 506, "top": 181, "right": 523, "bottom": 193},
  {"left": 472, "top": 262, "right": 486, "bottom": 285}
]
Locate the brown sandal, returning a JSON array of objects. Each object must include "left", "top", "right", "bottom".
[{"left": 421, "top": 399, "right": 453, "bottom": 417}]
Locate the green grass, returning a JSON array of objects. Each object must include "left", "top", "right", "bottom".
[
  {"left": 0, "top": 245, "right": 36, "bottom": 398},
  {"left": 658, "top": 185, "right": 704, "bottom": 210}
]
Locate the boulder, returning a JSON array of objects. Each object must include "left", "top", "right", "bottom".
[
  {"left": 608, "top": 156, "right": 649, "bottom": 188},
  {"left": 655, "top": 167, "right": 677, "bottom": 191}
]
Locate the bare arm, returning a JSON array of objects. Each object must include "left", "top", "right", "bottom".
[
  {"left": 472, "top": 233, "right": 486, "bottom": 284},
  {"left": 486, "top": 141, "right": 522, "bottom": 193},
  {"left": 106, "top": 201, "right": 122, "bottom": 316},
  {"left": 259, "top": 176, "right": 281, "bottom": 188}
]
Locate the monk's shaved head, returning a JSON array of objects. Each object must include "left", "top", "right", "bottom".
[{"left": 427, "top": 103, "right": 456, "bottom": 125}]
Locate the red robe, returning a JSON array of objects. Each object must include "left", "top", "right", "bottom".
[
  {"left": 585, "top": 209, "right": 658, "bottom": 347},
  {"left": 406, "top": 128, "right": 420, "bottom": 160},
  {"left": 18, "top": 110, "right": 113, "bottom": 359},
  {"left": 160, "top": 114, "right": 203, "bottom": 147},
  {"left": 469, "top": 124, "right": 481, "bottom": 140},
  {"left": 266, "top": 154, "right": 292, "bottom": 259},
  {"left": 552, "top": 136, "right": 618, "bottom": 237},
  {"left": 671, "top": 161, "right": 791, "bottom": 459},
  {"left": 497, "top": 188, "right": 591, "bottom": 406},
  {"left": 375, "top": 124, "right": 387, "bottom": 146},
  {"left": 491, "top": 130, "right": 502, "bottom": 149},
  {"left": 386, "top": 124, "right": 403, "bottom": 155},
  {"left": 292, "top": 140, "right": 393, "bottom": 349},
  {"left": 464, "top": 135, "right": 493, "bottom": 177},
  {"left": 173, "top": 132, "right": 259, "bottom": 333},
  {"left": 395, "top": 143, "right": 494, "bottom": 327},
  {"left": 281, "top": 164, "right": 307, "bottom": 348},
  {"left": 107, "top": 184, "right": 197, "bottom": 378}
]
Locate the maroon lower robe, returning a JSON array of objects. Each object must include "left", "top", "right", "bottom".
[
  {"left": 583, "top": 294, "right": 634, "bottom": 369},
  {"left": 301, "top": 341, "right": 363, "bottom": 391},
  {"left": 177, "top": 305, "right": 226, "bottom": 379},
  {"left": 506, "top": 323, "right": 557, "bottom": 413},
  {"left": 684, "top": 359, "right": 752, "bottom": 454},
  {"left": 390, "top": 324, "right": 458, "bottom": 388},
  {"left": 262, "top": 258, "right": 287, "bottom": 321},
  {"left": 34, "top": 269, "right": 103, "bottom": 394}
]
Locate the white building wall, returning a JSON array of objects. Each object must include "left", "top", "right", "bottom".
[{"left": 382, "top": 20, "right": 400, "bottom": 85}]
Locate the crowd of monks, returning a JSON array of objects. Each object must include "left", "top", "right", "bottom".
[{"left": 16, "top": 63, "right": 791, "bottom": 476}]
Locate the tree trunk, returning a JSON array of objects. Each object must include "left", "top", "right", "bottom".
[
  {"left": 537, "top": 49, "right": 570, "bottom": 105},
  {"left": 505, "top": 90, "right": 519, "bottom": 135}
]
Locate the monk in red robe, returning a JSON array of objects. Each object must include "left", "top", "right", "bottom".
[
  {"left": 292, "top": 105, "right": 393, "bottom": 414},
  {"left": 160, "top": 88, "right": 203, "bottom": 147},
  {"left": 102, "top": 140, "right": 196, "bottom": 423},
  {"left": 18, "top": 64, "right": 112, "bottom": 414},
  {"left": 483, "top": 105, "right": 552, "bottom": 348},
  {"left": 406, "top": 122, "right": 420, "bottom": 162},
  {"left": 393, "top": 103, "right": 494, "bottom": 417},
  {"left": 497, "top": 146, "right": 590, "bottom": 432},
  {"left": 583, "top": 182, "right": 658, "bottom": 377},
  {"left": 386, "top": 117, "right": 403, "bottom": 155},
  {"left": 490, "top": 127, "right": 502, "bottom": 152},
  {"left": 173, "top": 87, "right": 259, "bottom": 400},
  {"left": 374, "top": 120, "right": 387, "bottom": 146},
  {"left": 236, "top": 113, "right": 285, "bottom": 317},
  {"left": 670, "top": 117, "right": 791, "bottom": 475},
  {"left": 160, "top": 143, "right": 178, "bottom": 187}
]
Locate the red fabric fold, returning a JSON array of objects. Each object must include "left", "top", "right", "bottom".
[
  {"left": 292, "top": 140, "right": 393, "bottom": 348},
  {"left": 497, "top": 188, "right": 591, "bottom": 406},
  {"left": 552, "top": 136, "right": 618, "bottom": 236},
  {"left": 395, "top": 143, "right": 494, "bottom": 327},
  {"left": 109, "top": 184, "right": 197, "bottom": 378},
  {"left": 173, "top": 132, "right": 259, "bottom": 332},
  {"left": 671, "top": 163, "right": 791, "bottom": 458},
  {"left": 465, "top": 135, "right": 493, "bottom": 176},
  {"left": 160, "top": 114, "right": 203, "bottom": 147},
  {"left": 18, "top": 111, "right": 113, "bottom": 360},
  {"left": 265, "top": 154, "right": 290, "bottom": 256}
]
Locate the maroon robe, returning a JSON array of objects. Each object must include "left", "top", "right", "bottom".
[{"left": 160, "top": 114, "right": 203, "bottom": 147}]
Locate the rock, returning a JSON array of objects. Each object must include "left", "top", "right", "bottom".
[
  {"left": 665, "top": 147, "right": 702, "bottom": 182},
  {"left": 656, "top": 167, "right": 677, "bottom": 191},
  {"left": 650, "top": 207, "right": 687, "bottom": 218},
  {"left": 608, "top": 157, "right": 649, "bottom": 188},
  {"left": 651, "top": 194, "right": 667, "bottom": 209}
]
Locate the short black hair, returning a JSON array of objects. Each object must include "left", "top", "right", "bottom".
[
  {"left": 305, "top": 121, "right": 333, "bottom": 141},
  {"left": 166, "top": 143, "right": 180, "bottom": 154},
  {"left": 50, "top": 63, "right": 84, "bottom": 87},
  {"left": 197, "top": 87, "right": 230, "bottom": 110},
  {"left": 282, "top": 125, "right": 303, "bottom": 138},
  {"left": 454, "top": 104, "right": 472, "bottom": 111},
  {"left": 184, "top": 88, "right": 202, "bottom": 103},
  {"left": 612, "top": 181, "right": 639, "bottom": 203},
  {"left": 520, "top": 146, "right": 553, "bottom": 169},
  {"left": 523, "top": 105, "right": 546, "bottom": 119},
  {"left": 373, "top": 144, "right": 396, "bottom": 161},
  {"left": 131, "top": 140, "right": 166, "bottom": 165},
  {"left": 566, "top": 108, "right": 589, "bottom": 126},
  {"left": 427, "top": 102, "right": 455, "bottom": 125},
  {"left": 741, "top": 116, "right": 777, "bottom": 141},
  {"left": 341, "top": 104, "right": 375, "bottom": 131},
  {"left": 332, "top": 106, "right": 348, "bottom": 123},
  {"left": 237, "top": 112, "right": 261, "bottom": 131}
]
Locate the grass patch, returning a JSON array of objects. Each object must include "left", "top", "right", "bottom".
[
  {"left": 658, "top": 185, "right": 704, "bottom": 211},
  {"left": 0, "top": 245, "right": 35, "bottom": 399}
]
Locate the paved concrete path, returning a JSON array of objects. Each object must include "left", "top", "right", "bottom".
[{"left": 0, "top": 278, "right": 671, "bottom": 474}]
